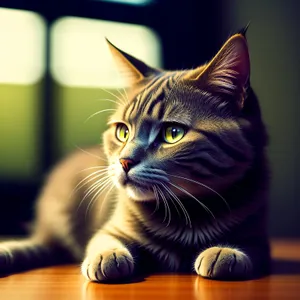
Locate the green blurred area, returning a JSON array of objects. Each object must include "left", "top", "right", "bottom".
[
  {"left": 54, "top": 84, "right": 116, "bottom": 156},
  {"left": 0, "top": 83, "right": 41, "bottom": 179},
  {"left": 0, "top": 83, "right": 117, "bottom": 179}
]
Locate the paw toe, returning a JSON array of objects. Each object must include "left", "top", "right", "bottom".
[
  {"left": 195, "top": 247, "right": 252, "bottom": 280},
  {"left": 82, "top": 248, "right": 134, "bottom": 282}
]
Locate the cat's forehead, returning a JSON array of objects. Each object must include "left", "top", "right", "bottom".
[
  {"left": 111, "top": 74, "right": 208, "bottom": 126},
  {"left": 120, "top": 96, "right": 192, "bottom": 127}
]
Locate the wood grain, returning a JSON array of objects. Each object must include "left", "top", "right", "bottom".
[{"left": 0, "top": 240, "right": 300, "bottom": 300}]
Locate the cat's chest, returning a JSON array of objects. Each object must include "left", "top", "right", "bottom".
[
  {"left": 137, "top": 220, "right": 227, "bottom": 249},
  {"left": 135, "top": 227, "right": 212, "bottom": 272},
  {"left": 135, "top": 221, "right": 234, "bottom": 272}
]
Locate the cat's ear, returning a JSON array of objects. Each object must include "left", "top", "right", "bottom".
[
  {"left": 236, "top": 22, "right": 250, "bottom": 37},
  {"left": 185, "top": 33, "right": 250, "bottom": 108},
  {"left": 106, "top": 38, "right": 159, "bottom": 85}
]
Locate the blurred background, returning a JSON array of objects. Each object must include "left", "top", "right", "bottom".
[{"left": 0, "top": 0, "right": 299, "bottom": 237}]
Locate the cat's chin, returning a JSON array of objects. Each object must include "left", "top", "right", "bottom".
[{"left": 125, "top": 185, "right": 155, "bottom": 202}]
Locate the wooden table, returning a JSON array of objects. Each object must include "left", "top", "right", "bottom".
[{"left": 0, "top": 240, "right": 299, "bottom": 300}]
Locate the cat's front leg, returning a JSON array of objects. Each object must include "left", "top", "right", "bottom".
[
  {"left": 194, "top": 244, "right": 269, "bottom": 280},
  {"left": 81, "top": 232, "right": 134, "bottom": 282}
]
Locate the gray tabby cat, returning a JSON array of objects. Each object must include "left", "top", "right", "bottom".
[{"left": 0, "top": 30, "right": 270, "bottom": 281}]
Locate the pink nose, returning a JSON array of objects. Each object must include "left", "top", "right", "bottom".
[{"left": 119, "top": 158, "right": 134, "bottom": 173}]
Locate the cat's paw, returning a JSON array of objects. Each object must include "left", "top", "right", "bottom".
[
  {"left": 194, "top": 246, "right": 252, "bottom": 280},
  {"left": 81, "top": 247, "right": 134, "bottom": 282}
]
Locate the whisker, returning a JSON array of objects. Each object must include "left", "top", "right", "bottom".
[
  {"left": 98, "top": 87, "right": 127, "bottom": 106},
  {"left": 155, "top": 185, "right": 167, "bottom": 223},
  {"left": 74, "top": 145, "right": 108, "bottom": 162},
  {"left": 157, "top": 185, "right": 171, "bottom": 227},
  {"left": 163, "top": 184, "right": 191, "bottom": 227},
  {"left": 83, "top": 177, "right": 112, "bottom": 213},
  {"left": 121, "top": 87, "right": 129, "bottom": 104},
  {"left": 152, "top": 185, "right": 160, "bottom": 215},
  {"left": 72, "top": 169, "right": 109, "bottom": 196},
  {"left": 160, "top": 184, "right": 181, "bottom": 217},
  {"left": 76, "top": 174, "right": 111, "bottom": 212},
  {"left": 87, "top": 179, "right": 112, "bottom": 213},
  {"left": 82, "top": 174, "right": 111, "bottom": 201},
  {"left": 162, "top": 184, "right": 192, "bottom": 228},
  {"left": 84, "top": 108, "right": 117, "bottom": 123},
  {"left": 85, "top": 178, "right": 112, "bottom": 218},
  {"left": 116, "top": 88, "right": 128, "bottom": 105},
  {"left": 167, "top": 174, "right": 230, "bottom": 213},
  {"left": 76, "top": 166, "right": 109, "bottom": 174},
  {"left": 168, "top": 182, "right": 216, "bottom": 220},
  {"left": 99, "top": 182, "right": 115, "bottom": 215},
  {"left": 95, "top": 98, "right": 122, "bottom": 106}
]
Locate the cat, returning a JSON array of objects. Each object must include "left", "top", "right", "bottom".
[{"left": 0, "top": 28, "right": 270, "bottom": 281}]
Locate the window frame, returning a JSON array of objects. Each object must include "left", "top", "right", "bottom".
[{"left": 0, "top": 0, "right": 223, "bottom": 235}]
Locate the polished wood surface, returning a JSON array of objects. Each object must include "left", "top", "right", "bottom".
[{"left": 0, "top": 240, "right": 300, "bottom": 300}]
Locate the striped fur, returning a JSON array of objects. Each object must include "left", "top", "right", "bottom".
[{"left": 0, "top": 33, "right": 270, "bottom": 281}]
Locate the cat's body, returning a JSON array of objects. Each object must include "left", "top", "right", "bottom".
[{"left": 0, "top": 31, "right": 270, "bottom": 281}]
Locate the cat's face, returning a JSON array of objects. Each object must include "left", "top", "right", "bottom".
[{"left": 103, "top": 34, "right": 255, "bottom": 201}]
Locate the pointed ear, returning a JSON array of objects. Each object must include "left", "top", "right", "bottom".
[
  {"left": 106, "top": 38, "right": 159, "bottom": 85},
  {"left": 185, "top": 33, "right": 250, "bottom": 108},
  {"left": 237, "top": 22, "right": 251, "bottom": 37}
]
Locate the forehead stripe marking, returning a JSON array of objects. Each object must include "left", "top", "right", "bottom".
[
  {"left": 146, "top": 75, "right": 177, "bottom": 118},
  {"left": 157, "top": 100, "right": 165, "bottom": 120},
  {"left": 124, "top": 98, "right": 138, "bottom": 120},
  {"left": 144, "top": 75, "right": 175, "bottom": 115},
  {"left": 123, "top": 75, "right": 166, "bottom": 121},
  {"left": 146, "top": 90, "right": 165, "bottom": 116}
]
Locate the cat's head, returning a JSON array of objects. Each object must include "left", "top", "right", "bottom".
[{"left": 103, "top": 32, "right": 266, "bottom": 202}]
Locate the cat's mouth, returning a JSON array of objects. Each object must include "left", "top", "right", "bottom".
[
  {"left": 121, "top": 177, "right": 155, "bottom": 201},
  {"left": 124, "top": 178, "right": 149, "bottom": 189},
  {"left": 113, "top": 163, "right": 169, "bottom": 201}
]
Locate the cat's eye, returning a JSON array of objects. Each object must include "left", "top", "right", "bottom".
[
  {"left": 163, "top": 124, "right": 185, "bottom": 144},
  {"left": 116, "top": 123, "right": 130, "bottom": 142}
]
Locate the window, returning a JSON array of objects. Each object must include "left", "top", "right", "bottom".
[
  {"left": 0, "top": 8, "right": 46, "bottom": 178},
  {"left": 95, "top": 0, "right": 152, "bottom": 6}
]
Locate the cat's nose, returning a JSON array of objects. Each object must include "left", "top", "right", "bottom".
[{"left": 119, "top": 158, "right": 135, "bottom": 173}]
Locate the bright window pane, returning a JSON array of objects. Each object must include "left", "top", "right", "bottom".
[
  {"left": 0, "top": 8, "right": 45, "bottom": 84},
  {"left": 0, "top": 9, "right": 45, "bottom": 179},
  {"left": 0, "top": 84, "right": 41, "bottom": 178},
  {"left": 50, "top": 17, "right": 161, "bottom": 88},
  {"left": 96, "top": 0, "right": 152, "bottom": 5}
]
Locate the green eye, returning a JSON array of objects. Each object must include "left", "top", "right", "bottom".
[
  {"left": 116, "top": 123, "right": 129, "bottom": 142},
  {"left": 163, "top": 125, "right": 185, "bottom": 144}
]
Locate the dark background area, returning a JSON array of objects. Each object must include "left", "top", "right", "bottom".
[{"left": 0, "top": 0, "right": 299, "bottom": 237}]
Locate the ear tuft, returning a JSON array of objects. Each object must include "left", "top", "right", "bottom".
[
  {"left": 105, "top": 38, "right": 158, "bottom": 85},
  {"left": 237, "top": 22, "right": 251, "bottom": 37}
]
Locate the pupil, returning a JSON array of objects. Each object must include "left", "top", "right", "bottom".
[{"left": 172, "top": 128, "right": 177, "bottom": 139}]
